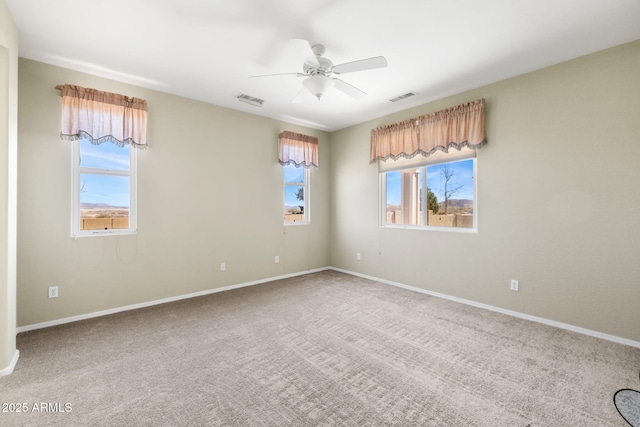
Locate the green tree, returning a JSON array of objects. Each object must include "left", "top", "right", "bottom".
[
  {"left": 295, "top": 187, "right": 304, "bottom": 201},
  {"left": 427, "top": 188, "right": 439, "bottom": 214}
]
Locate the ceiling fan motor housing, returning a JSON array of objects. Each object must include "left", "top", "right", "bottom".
[{"left": 303, "top": 56, "right": 334, "bottom": 76}]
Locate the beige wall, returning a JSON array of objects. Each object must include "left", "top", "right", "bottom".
[
  {"left": 0, "top": 0, "right": 18, "bottom": 374},
  {"left": 13, "top": 32, "right": 640, "bottom": 344},
  {"left": 330, "top": 40, "right": 640, "bottom": 342},
  {"left": 17, "top": 59, "right": 330, "bottom": 327}
]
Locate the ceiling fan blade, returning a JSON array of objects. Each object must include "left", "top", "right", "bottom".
[
  {"left": 333, "top": 56, "right": 388, "bottom": 74},
  {"left": 333, "top": 78, "right": 367, "bottom": 100},
  {"left": 290, "top": 39, "right": 320, "bottom": 67},
  {"left": 250, "top": 72, "right": 306, "bottom": 78}
]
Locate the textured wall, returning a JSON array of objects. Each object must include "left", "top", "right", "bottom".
[
  {"left": 0, "top": 0, "right": 18, "bottom": 375},
  {"left": 17, "top": 59, "right": 330, "bottom": 327},
  {"left": 330, "top": 41, "right": 640, "bottom": 342},
  {"left": 14, "top": 38, "right": 640, "bottom": 345}
]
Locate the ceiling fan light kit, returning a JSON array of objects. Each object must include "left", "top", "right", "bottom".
[
  {"left": 303, "top": 75, "right": 335, "bottom": 100},
  {"left": 251, "top": 39, "right": 388, "bottom": 102}
]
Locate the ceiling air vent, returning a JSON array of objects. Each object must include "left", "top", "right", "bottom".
[
  {"left": 388, "top": 91, "right": 418, "bottom": 103},
  {"left": 236, "top": 93, "right": 264, "bottom": 107}
]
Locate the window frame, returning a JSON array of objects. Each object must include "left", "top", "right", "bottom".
[
  {"left": 379, "top": 156, "right": 477, "bottom": 233},
  {"left": 71, "top": 140, "right": 137, "bottom": 237},
  {"left": 283, "top": 164, "right": 310, "bottom": 226}
]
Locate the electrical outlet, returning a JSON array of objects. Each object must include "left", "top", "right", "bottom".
[
  {"left": 275, "top": 256, "right": 280, "bottom": 264},
  {"left": 48, "top": 286, "right": 58, "bottom": 298},
  {"left": 357, "top": 253, "right": 361, "bottom": 261},
  {"left": 220, "top": 262, "right": 226, "bottom": 272},
  {"left": 510, "top": 280, "right": 519, "bottom": 291}
]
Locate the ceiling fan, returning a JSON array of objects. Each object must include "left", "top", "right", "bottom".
[{"left": 251, "top": 39, "right": 388, "bottom": 101}]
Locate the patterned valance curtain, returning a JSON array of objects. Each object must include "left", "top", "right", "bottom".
[
  {"left": 370, "top": 99, "right": 486, "bottom": 163},
  {"left": 278, "top": 131, "right": 318, "bottom": 168},
  {"left": 57, "top": 84, "right": 148, "bottom": 149}
]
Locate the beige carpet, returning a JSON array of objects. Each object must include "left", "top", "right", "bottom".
[{"left": 1, "top": 270, "right": 638, "bottom": 426}]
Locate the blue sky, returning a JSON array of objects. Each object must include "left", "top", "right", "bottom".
[
  {"left": 80, "top": 139, "right": 130, "bottom": 170},
  {"left": 386, "top": 159, "right": 474, "bottom": 205},
  {"left": 284, "top": 164, "right": 305, "bottom": 207},
  {"left": 79, "top": 140, "right": 131, "bottom": 207},
  {"left": 428, "top": 159, "right": 474, "bottom": 201}
]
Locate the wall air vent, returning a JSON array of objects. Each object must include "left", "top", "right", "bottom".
[
  {"left": 236, "top": 93, "right": 264, "bottom": 107},
  {"left": 388, "top": 91, "right": 418, "bottom": 103}
]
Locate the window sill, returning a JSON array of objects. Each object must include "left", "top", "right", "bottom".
[
  {"left": 380, "top": 224, "right": 477, "bottom": 234},
  {"left": 72, "top": 229, "right": 137, "bottom": 238}
]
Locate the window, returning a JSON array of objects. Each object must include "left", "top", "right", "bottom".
[
  {"left": 72, "top": 139, "right": 137, "bottom": 236},
  {"left": 371, "top": 100, "right": 484, "bottom": 231},
  {"left": 284, "top": 164, "right": 309, "bottom": 224},
  {"left": 278, "top": 130, "right": 317, "bottom": 225},
  {"left": 57, "top": 84, "right": 146, "bottom": 237},
  {"left": 381, "top": 157, "right": 476, "bottom": 231}
]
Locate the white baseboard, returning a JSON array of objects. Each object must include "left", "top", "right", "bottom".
[
  {"left": 16, "top": 268, "right": 329, "bottom": 334},
  {"left": 16, "top": 265, "right": 640, "bottom": 350},
  {"left": 330, "top": 267, "right": 640, "bottom": 350},
  {"left": 0, "top": 349, "right": 19, "bottom": 377}
]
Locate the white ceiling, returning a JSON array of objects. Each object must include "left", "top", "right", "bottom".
[{"left": 7, "top": 0, "right": 640, "bottom": 131}]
